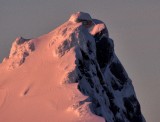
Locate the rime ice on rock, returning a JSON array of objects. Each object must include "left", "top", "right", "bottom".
[
  {"left": 5, "top": 37, "right": 35, "bottom": 69},
  {"left": 90, "top": 19, "right": 109, "bottom": 38}
]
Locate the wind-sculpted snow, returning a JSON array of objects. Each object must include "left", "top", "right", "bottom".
[
  {"left": 0, "top": 12, "right": 145, "bottom": 122},
  {"left": 2, "top": 37, "right": 35, "bottom": 69}
]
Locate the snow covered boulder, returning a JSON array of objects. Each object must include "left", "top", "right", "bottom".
[{"left": 69, "top": 12, "right": 92, "bottom": 23}]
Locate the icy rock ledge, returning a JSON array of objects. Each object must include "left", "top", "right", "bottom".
[{"left": 3, "top": 37, "right": 35, "bottom": 70}]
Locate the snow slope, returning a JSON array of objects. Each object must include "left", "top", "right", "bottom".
[{"left": 0, "top": 12, "right": 145, "bottom": 122}]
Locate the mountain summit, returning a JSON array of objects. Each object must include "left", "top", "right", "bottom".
[{"left": 0, "top": 12, "right": 145, "bottom": 122}]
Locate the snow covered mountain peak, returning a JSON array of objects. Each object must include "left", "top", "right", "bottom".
[{"left": 0, "top": 12, "right": 145, "bottom": 122}]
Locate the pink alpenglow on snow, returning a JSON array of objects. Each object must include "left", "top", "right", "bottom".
[{"left": 0, "top": 12, "right": 145, "bottom": 122}]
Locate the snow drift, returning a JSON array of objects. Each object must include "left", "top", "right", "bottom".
[{"left": 0, "top": 12, "right": 145, "bottom": 122}]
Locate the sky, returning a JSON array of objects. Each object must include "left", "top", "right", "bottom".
[{"left": 0, "top": 0, "right": 160, "bottom": 121}]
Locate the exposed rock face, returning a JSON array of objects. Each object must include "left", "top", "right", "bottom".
[{"left": 64, "top": 12, "right": 146, "bottom": 122}]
